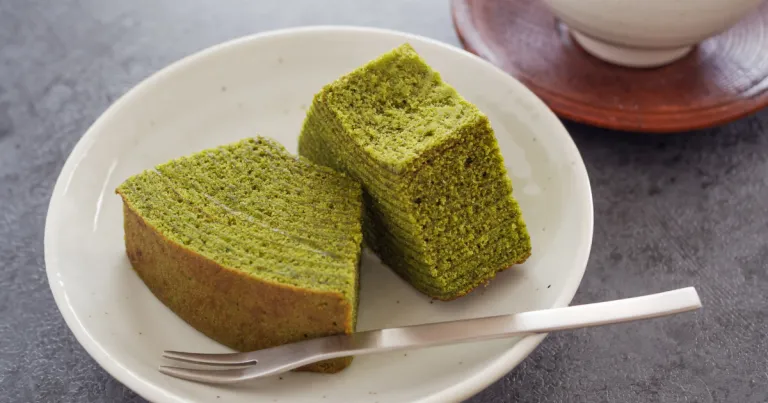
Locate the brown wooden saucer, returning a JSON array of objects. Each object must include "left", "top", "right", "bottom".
[{"left": 451, "top": 0, "right": 768, "bottom": 133}]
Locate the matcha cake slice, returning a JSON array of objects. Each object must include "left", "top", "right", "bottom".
[
  {"left": 298, "top": 43, "right": 531, "bottom": 300},
  {"left": 116, "top": 136, "right": 363, "bottom": 373}
]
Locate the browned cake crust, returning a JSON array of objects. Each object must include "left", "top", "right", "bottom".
[{"left": 121, "top": 201, "right": 354, "bottom": 373}]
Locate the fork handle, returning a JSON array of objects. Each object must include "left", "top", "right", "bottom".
[{"left": 336, "top": 287, "right": 701, "bottom": 356}]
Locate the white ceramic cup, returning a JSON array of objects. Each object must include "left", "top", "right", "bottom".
[{"left": 542, "top": 0, "right": 765, "bottom": 68}]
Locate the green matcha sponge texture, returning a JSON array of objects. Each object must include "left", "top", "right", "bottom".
[
  {"left": 117, "top": 136, "right": 363, "bottom": 373},
  {"left": 299, "top": 43, "right": 531, "bottom": 300}
]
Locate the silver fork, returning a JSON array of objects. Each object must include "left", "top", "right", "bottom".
[{"left": 160, "top": 287, "right": 701, "bottom": 384}]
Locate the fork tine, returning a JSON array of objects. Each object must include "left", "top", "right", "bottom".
[
  {"left": 159, "top": 366, "right": 253, "bottom": 384},
  {"left": 163, "top": 350, "right": 258, "bottom": 366}
]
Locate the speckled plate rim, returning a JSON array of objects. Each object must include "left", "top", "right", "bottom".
[{"left": 44, "top": 25, "right": 593, "bottom": 403}]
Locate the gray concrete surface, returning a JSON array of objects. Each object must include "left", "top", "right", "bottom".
[{"left": 1, "top": 0, "right": 767, "bottom": 402}]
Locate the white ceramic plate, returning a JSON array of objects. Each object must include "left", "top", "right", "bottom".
[{"left": 45, "top": 26, "right": 593, "bottom": 403}]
